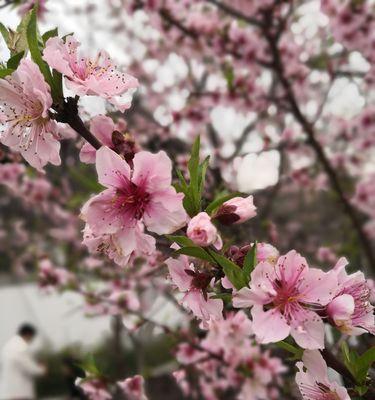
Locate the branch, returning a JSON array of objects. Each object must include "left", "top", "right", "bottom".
[
  {"left": 205, "top": 0, "right": 263, "bottom": 28},
  {"left": 54, "top": 97, "right": 102, "bottom": 150},
  {"left": 261, "top": 25, "right": 375, "bottom": 272}
]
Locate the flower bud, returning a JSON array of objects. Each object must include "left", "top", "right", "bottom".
[
  {"left": 215, "top": 195, "right": 256, "bottom": 225},
  {"left": 187, "top": 212, "right": 221, "bottom": 248}
]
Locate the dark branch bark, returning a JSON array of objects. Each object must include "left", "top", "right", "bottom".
[
  {"left": 54, "top": 97, "right": 102, "bottom": 150},
  {"left": 262, "top": 28, "right": 375, "bottom": 272}
]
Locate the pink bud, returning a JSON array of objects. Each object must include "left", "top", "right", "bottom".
[
  {"left": 215, "top": 195, "right": 256, "bottom": 225},
  {"left": 187, "top": 212, "right": 219, "bottom": 247}
]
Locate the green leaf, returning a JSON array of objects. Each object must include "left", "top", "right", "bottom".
[
  {"left": 355, "top": 386, "right": 368, "bottom": 396},
  {"left": 0, "top": 68, "right": 14, "bottom": 79},
  {"left": 206, "top": 192, "right": 240, "bottom": 215},
  {"left": 355, "top": 346, "right": 375, "bottom": 384},
  {"left": 223, "top": 64, "right": 234, "bottom": 89},
  {"left": 78, "top": 354, "right": 100, "bottom": 377},
  {"left": 166, "top": 235, "right": 196, "bottom": 248},
  {"left": 42, "top": 27, "right": 58, "bottom": 44},
  {"left": 208, "top": 251, "right": 247, "bottom": 290},
  {"left": 0, "top": 22, "right": 9, "bottom": 44},
  {"left": 243, "top": 241, "right": 257, "bottom": 281},
  {"left": 175, "top": 247, "right": 214, "bottom": 263},
  {"left": 197, "top": 155, "right": 209, "bottom": 204},
  {"left": 211, "top": 293, "right": 232, "bottom": 302},
  {"left": 7, "top": 51, "right": 24, "bottom": 70},
  {"left": 26, "top": 7, "right": 56, "bottom": 99},
  {"left": 276, "top": 341, "right": 303, "bottom": 359}
]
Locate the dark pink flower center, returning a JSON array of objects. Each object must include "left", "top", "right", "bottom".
[{"left": 115, "top": 182, "right": 151, "bottom": 220}]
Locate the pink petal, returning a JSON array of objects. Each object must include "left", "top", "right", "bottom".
[
  {"left": 143, "top": 190, "right": 187, "bottom": 234},
  {"left": 95, "top": 146, "right": 131, "bottom": 188},
  {"left": 327, "top": 294, "right": 355, "bottom": 324},
  {"left": 251, "top": 305, "right": 290, "bottom": 343},
  {"left": 166, "top": 257, "right": 193, "bottom": 292},
  {"left": 299, "top": 268, "right": 339, "bottom": 305},
  {"left": 132, "top": 151, "right": 173, "bottom": 191},
  {"left": 290, "top": 310, "right": 325, "bottom": 349}
]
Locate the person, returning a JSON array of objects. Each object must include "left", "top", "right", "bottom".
[{"left": 0, "top": 324, "right": 46, "bottom": 400}]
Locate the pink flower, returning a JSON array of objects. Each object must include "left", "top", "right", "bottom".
[
  {"left": 327, "top": 257, "right": 375, "bottom": 335},
  {"left": 255, "top": 242, "right": 279, "bottom": 264},
  {"left": 78, "top": 379, "right": 111, "bottom": 400},
  {"left": 118, "top": 375, "right": 148, "bottom": 400},
  {"left": 81, "top": 146, "right": 186, "bottom": 238},
  {"left": 83, "top": 223, "right": 155, "bottom": 267},
  {"left": 0, "top": 163, "right": 25, "bottom": 191},
  {"left": 176, "top": 343, "right": 205, "bottom": 364},
  {"left": 166, "top": 256, "right": 223, "bottom": 324},
  {"left": 233, "top": 250, "right": 338, "bottom": 349},
  {"left": 38, "top": 259, "right": 75, "bottom": 290},
  {"left": 80, "top": 115, "right": 137, "bottom": 164},
  {"left": 18, "top": 0, "right": 48, "bottom": 18},
  {"left": 296, "top": 350, "right": 350, "bottom": 400},
  {"left": 0, "top": 59, "right": 61, "bottom": 170},
  {"left": 187, "top": 212, "right": 222, "bottom": 248},
  {"left": 215, "top": 195, "right": 257, "bottom": 224},
  {"left": 43, "top": 36, "right": 138, "bottom": 112},
  {"left": 80, "top": 115, "right": 115, "bottom": 163}
]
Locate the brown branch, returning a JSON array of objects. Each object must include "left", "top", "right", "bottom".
[
  {"left": 54, "top": 97, "right": 102, "bottom": 150},
  {"left": 205, "top": 0, "right": 263, "bottom": 28},
  {"left": 262, "top": 27, "right": 375, "bottom": 271}
]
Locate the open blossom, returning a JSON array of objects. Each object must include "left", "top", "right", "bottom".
[
  {"left": 38, "top": 259, "right": 75, "bottom": 290},
  {"left": 43, "top": 36, "right": 138, "bottom": 112},
  {"left": 187, "top": 212, "right": 222, "bottom": 248},
  {"left": 118, "top": 375, "right": 148, "bottom": 400},
  {"left": 327, "top": 257, "right": 375, "bottom": 335},
  {"left": 83, "top": 223, "right": 155, "bottom": 267},
  {"left": 0, "top": 59, "right": 61, "bottom": 170},
  {"left": 81, "top": 147, "right": 186, "bottom": 247},
  {"left": 214, "top": 195, "right": 256, "bottom": 225},
  {"left": 166, "top": 256, "right": 223, "bottom": 324},
  {"left": 233, "top": 250, "right": 338, "bottom": 349},
  {"left": 296, "top": 350, "right": 350, "bottom": 400}
]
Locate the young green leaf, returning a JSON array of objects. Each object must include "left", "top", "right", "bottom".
[
  {"left": 0, "top": 22, "right": 9, "bottom": 45},
  {"left": 26, "top": 7, "right": 56, "bottom": 99},
  {"left": 42, "top": 27, "right": 58, "bottom": 44},
  {"left": 208, "top": 250, "right": 247, "bottom": 290},
  {"left": 275, "top": 341, "right": 303, "bottom": 359},
  {"left": 243, "top": 241, "right": 257, "bottom": 281},
  {"left": 166, "top": 235, "right": 196, "bottom": 248},
  {"left": 175, "top": 246, "right": 214, "bottom": 263},
  {"left": 355, "top": 346, "right": 375, "bottom": 384},
  {"left": 0, "top": 68, "right": 14, "bottom": 79},
  {"left": 7, "top": 51, "right": 24, "bottom": 70}
]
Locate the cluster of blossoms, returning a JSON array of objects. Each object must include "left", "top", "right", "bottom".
[
  {"left": 173, "top": 311, "right": 286, "bottom": 400},
  {"left": 78, "top": 374, "right": 148, "bottom": 400}
]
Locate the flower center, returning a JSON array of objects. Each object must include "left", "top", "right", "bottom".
[{"left": 115, "top": 183, "right": 150, "bottom": 221}]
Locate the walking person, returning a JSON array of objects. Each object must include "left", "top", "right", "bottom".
[{"left": 0, "top": 324, "right": 46, "bottom": 400}]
